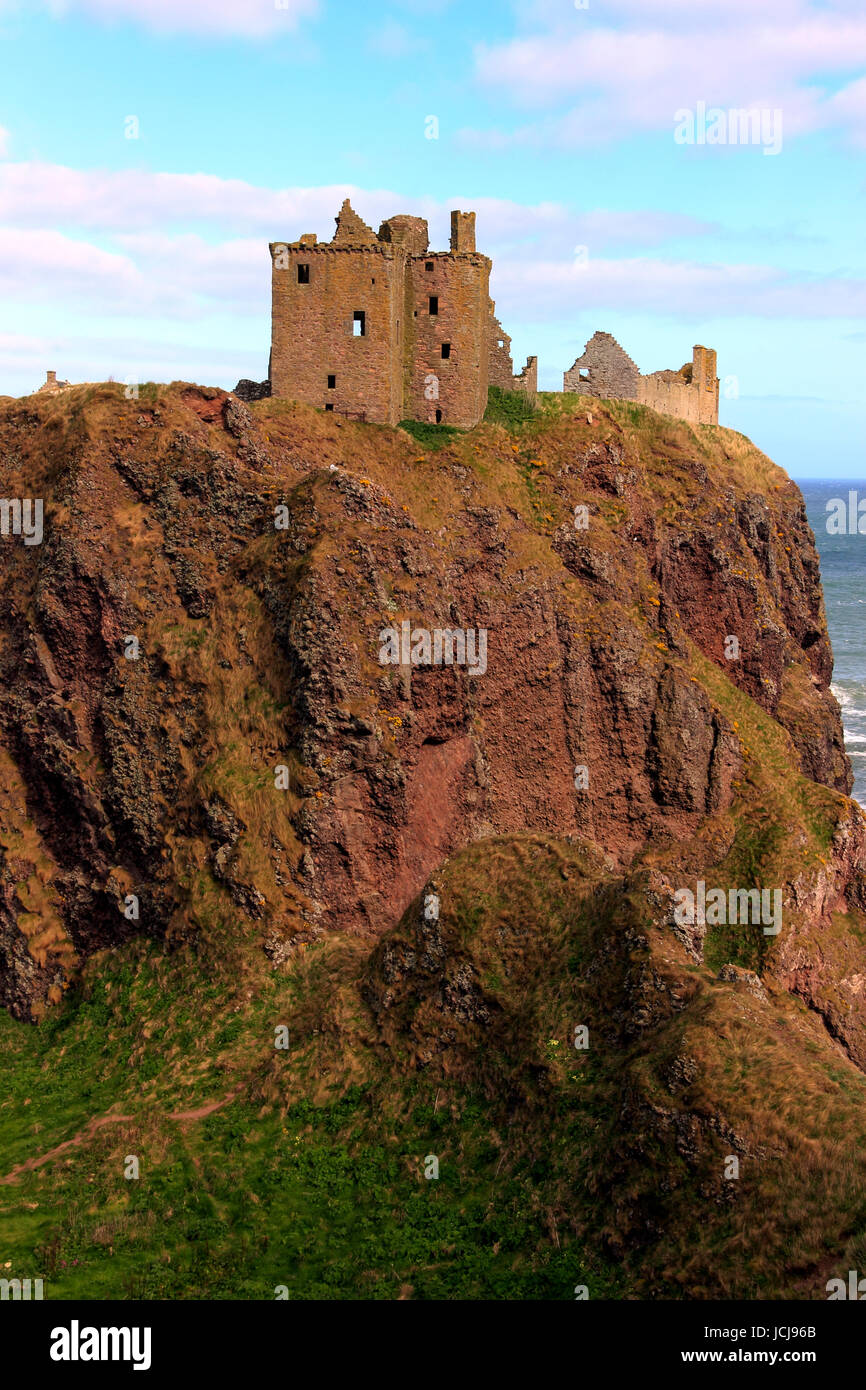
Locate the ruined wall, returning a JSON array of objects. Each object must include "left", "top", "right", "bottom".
[
  {"left": 404, "top": 252, "right": 491, "bottom": 427},
  {"left": 637, "top": 346, "right": 719, "bottom": 425},
  {"left": 488, "top": 312, "right": 515, "bottom": 391},
  {"left": 379, "top": 215, "right": 429, "bottom": 256},
  {"left": 514, "top": 355, "right": 538, "bottom": 396},
  {"left": 36, "top": 371, "right": 71, "bottom": 396},
  {"left": 564, "top": 333, "right": 719, "bottom": 426},
  {"left": 488, "top": 312, "right": 538, "bottom": 399},
  {"left": 270, "top": 241, "right": 401, "bottom": 424},
  {"left": 563, "top": 332, "right": 641, "bottom": 399},
  {"left": 269, "top": 201, "right": 529, "bottom": 429},
  {"left": 692, "top": 345, "right": 720, "bottom": 425},
  {"left": 637, "top": 369, "right": 700, "bottom": 424}
]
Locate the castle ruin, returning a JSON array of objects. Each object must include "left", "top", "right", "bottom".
[
  {"left": 36, "top": 370, "right": 71, "bottom": 396},
  {"left": 266, "top": 199, "right": 537, "bottom": 428},
  {"left": 563, "top": 331, "right": 719, "bottom": 426},
  {"left": 256, "top": 204, "right": 720, "bottom": 430}
]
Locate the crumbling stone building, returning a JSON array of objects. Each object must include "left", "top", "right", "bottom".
[
  {"left": 251, "top": 208, "right": 720, "bottom": 431},
  {"left": 266, "top": 200, "right": 536, "bottom": 428},
  {"left": 36, "top": 370, "right": 71, "bottom": 396},
  {"left": 564, "top": 331, "right": 719, "bottom": 426}
]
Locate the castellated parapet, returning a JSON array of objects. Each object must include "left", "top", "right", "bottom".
[
  {"left": 268, "top": 200, "right": 533, "bottom": 428},
  {"left": 564, "top": 331, "right": 719, "bottom": 426}
]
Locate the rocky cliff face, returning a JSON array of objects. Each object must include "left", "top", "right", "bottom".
[
  {"left": 0, "top": 384, "right": 855, "bottom": 1020},
  {"left": 5, "top": 382, "right": 866, "bottom": 1297}
]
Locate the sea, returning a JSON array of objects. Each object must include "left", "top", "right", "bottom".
[{"left": 801, "top": 482, "right": 866, "bottom": 805}]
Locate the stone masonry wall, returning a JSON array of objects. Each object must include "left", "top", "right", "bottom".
[
  {"left": 637, "top": 345, "right": 719, "bottom": 425},
  {"left": 488, "top": 315, "right": 538, "bottom": 398},
  {"left": 405, "top": 252, "right": 491, "bottom": 426},
  {"left": 638, "top": 369, "right": 700, "bottom": 424},
  {"left": 514, "top": 355, "right": 538, "bottom": 396},
  {"left": 268, "top": 202, "right": 528, "bottom": 430},
  {"left": 270, "top": 240, "right": 401, "bottom": 423},
  {"left": 692, "top": 346, "right": 720, "bottom": 425},
  {"left": 563, "top": 331, "right": 641, "bottom": 399},
  {"left": 564, "top": 333, "right": 719, "bottom": 426},
  {"left": 488, "top": 313, "right": 516, "bottom": 392}
]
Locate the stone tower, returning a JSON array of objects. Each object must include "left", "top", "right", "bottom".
[{"left": 268, "top": 201, "right": 532, "bottom": 428}]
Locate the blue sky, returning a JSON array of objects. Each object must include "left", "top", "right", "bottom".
[{"left": 1, "top": 0, "right": 865, "bottom": 478}]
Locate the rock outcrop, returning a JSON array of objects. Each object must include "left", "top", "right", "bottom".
[
  {"left": 5, "top": 381, "right": 866, "bottom": 1300},
  {"left": 0, "top": 383, "right": 855, "bottom": 1022}
]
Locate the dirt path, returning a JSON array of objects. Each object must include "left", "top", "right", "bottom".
[
  {"left": 166, "top": 1086, "right": 242, "bottom": 1123},
  {"left": 0, "top": 1086, "right": 242, "bottom": 1186}
]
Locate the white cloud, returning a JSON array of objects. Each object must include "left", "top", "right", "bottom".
[
  {"left": 521, "top": 0, "right": 815, "bottom": 26},
  {"left": 1, "top": 164, "right": 863, "bottom": 399},
  {"left": 0, "top": 329, "right": 260, "bottom": 397},
  {"left": 0, "top": 163, "right": 715, "bottom": 256},
  {"left": 0, "top": 165, "right": 404, "bottom": 235},
  {"left": 1, "top": 205, "right": 862, "bottom": 333},
  {"left": 490, "top": 253, "right": 866, "bottom": 322},
  {"left": 0, "top": 228, "right": 144, "bottom": 303},
  {"left": 826, "top": 76, "right": 866, "bottom": 145},
  {"left": 470, "top": 4, "right": 866, "bottom": 148},
  {"left": 0, "top": 225, "right": 271, "bottom": 318},
  {"left": 31, "top": 0, "right": 317, "bottom": 38}
]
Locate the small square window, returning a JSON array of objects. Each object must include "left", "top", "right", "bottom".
[
  {"left": 353, "top": 311, "right": 366, "bottom": 337},
  {"left": 327, "top": 374, "right": 336, "bottom": 389},
  {"left": 325, "top": 403, "right": 334, "bottom": 412},
  {"left": 429, "top": 296, "right": 438, "bottom": 315},
  {"left": 425, "top": 261, "right": 434, "bottom": 272},
  {"left": 441, "top": 343, "right": 451, "bottom": 360},
  {"left": 297, "top": 264, "right": 310, "bottom": 284}
]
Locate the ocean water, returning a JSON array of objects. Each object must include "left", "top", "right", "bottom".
[{"left": 801, "top": 482, "right": 866, "bottom": 805}]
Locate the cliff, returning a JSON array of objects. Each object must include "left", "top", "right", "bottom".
[{"left": 2, "top": 382, "right": 866, "bottom": 1298}]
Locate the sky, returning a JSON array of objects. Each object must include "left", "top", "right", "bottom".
[{"left": 0, "top": 0, "right": 865, "bottom": 479}]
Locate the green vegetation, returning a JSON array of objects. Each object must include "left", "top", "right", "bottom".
[
  {"left": 484, "top": 384, "right": 538, "bottom": 429},
  {"left": 0, "top": 910, "right": 621, "bottom": 1300},
  {"left": 397, "top": 418, "right": 461, "bottom": 449}
]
